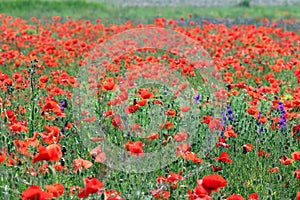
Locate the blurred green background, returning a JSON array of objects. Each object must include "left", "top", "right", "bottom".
[{"left": 0, "top": 0, "right": 299, "bottom": 23}]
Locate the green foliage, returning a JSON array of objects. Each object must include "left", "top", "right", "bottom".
[{"left": 237, "top": 0, "right": 251, "bottom": 8}]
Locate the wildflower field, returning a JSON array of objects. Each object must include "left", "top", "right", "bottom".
[{"left": 0, "top": 1, "right": 299, "bottom": 199}]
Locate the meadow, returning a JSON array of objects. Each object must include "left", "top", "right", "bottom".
[{"left": 0, "top": 1, "right": 299, "bottom": 199}]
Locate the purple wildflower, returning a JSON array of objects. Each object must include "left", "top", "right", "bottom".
[
  {"left": 257, "top": 126, "right": 264, "bottom": 133},
  {"left": 194, "top": 93, "right": 201, "bottom": 103},
  {"left": 227, "top": 106, "right": 234, "bottom": 121},
  {"left": 164, "top": 88, "right": 169, "bottom": 95},
  {"left": 60, "top": 99, "right": 68, "bottom": 111},
  {"left": 256, "top": 113, "right": 264, "bottom": 133},
  {"left": 278, "top": 102, "right": 286, "bottom": 130}
]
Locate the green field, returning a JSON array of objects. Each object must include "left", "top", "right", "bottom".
[{"left": 0, "top": 0, "right": 299, "bottom": 22}]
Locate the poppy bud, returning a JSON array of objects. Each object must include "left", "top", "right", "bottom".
[
  {"left": 226, "top": 84, "right": 231, "bottom": 91},
  {"left": 60, "top": 158, "right": 65, "bottom": 166},
  {"left": 91, "top": 152, "right": 97, "bottom": 160},
  {"left": 242, "top": 146, "right": 247, "bottom": 154},
  {"left": 133, "top": 99, "right": 137, "bottom": 105},
  {"left": 62, "top": 146, "right": 67, "bottom": 154}
]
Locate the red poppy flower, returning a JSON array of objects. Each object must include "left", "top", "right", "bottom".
[
  {"left": 130, "top": 123, "right": 143, "bottom": 134},
  {"left": 25, "top": 132, "right": 39, "bottom": 147},
  {"left": 181, "top": 151, "right": 204, "bottom": 164},
  {"left": 173, "top": 132, "right": 189, "bottom": 142},
  {"left": 105, "top": 109, "right": 113, "bottom": 117},
  {"left": 292, "top": 124, "right": 300, "bottom": 138},
  {"left": 178, "top": 82, "right": 188, "bottom": 90},
  {"left": 257, "top": 149, "right": 270, "bottom": 158},
  {"left": 12, "top": 72, "right": 23, "bottom": 82},
  {"left": 154, "top": 99, "right": 164, "bottom": 105},
  {"left": 124, "top": 105, "right": 139, "bottom": 114},
  {"left": 188, "top": 186, "right": 212, "bottom": 200},
  {"left": 78, "top": 177, "right": 104, "bottom": 198},
  {"left": 43, "top": 99, "right": 61, "bottom": 113},
  {"left": 0, "top": 151, "right": 6, "bottom": 164},
  {"left": 82, "top": 115, "right": 96, "bottom": 123},
  {"left": 150, "top": 189, "right": 170, "bottom": 199},
  {"left": 179, "top": 106, "right": 190, "bottom": 112},
  {"left": 167, "top": 171, "right": 184, "bottom": 188},
  {"left": 39, "top": 163, "right": 49, "bottom": 174},
  {"left": 164, "top": 120, "right": 174, "bottom": 130},
  {"left": 5, "top": 153, "right": 21, "bottom": 167},
  {"left": 124, "top": 141, "right": 144, "bottom": 157},
  {"left": 104, "top": 189, "right": 123, "bottom": 200},
  {"left": 208, "top": 118, "right": 223, "bottom": 132},
  {"left": 39, "top": 75, "right": 48, "bottom": 83},
  {"left": 248, "top": 193, "right": 259, "bottom": 200},
  {"left": 145, "top": 132, "right": 159, "bottom": 140},
  {"left": 137, "top": 99, "right": 147, "bottom": 106},
  {"left": 53, "top": 162, "right": 67, "bottom": 172},
  {"left": 6, "top": 109, "right": 15, "bottom": 119},
  {"left": 214, "top": 151, "right": 233, "bottom": 164},
  {"left": 175, "top": 143, "right": 191, "bottom": 157},
  {"left": 73, "top": 158, "right": 93, "bottom": 173},
  {"left": 292, "top": 151, "right": 300, "bottom": 160},
  {"left": 22, "top": 185, "right": 52, "bottom": 200},
  {"left": 90, "top": 145, "right": 106, "bottom": 163},
  {"left": 9, "top": 122, "right": 28, "bottom": 133},
  {"left": 194, "top": 184, "right": 209, "bottom": 198},
  {"left": 243, "top": 143, "right": 254, "bottom": 152},
  {"left": 102, "top": 77, "right": 116, "bottom": 91},
  {"left": 44, "top": 183, "right": 64, "bottom": 198},
  {"left": 280, "top": 155, "right": 294, "bottom": 165},
  {"left": 258, "top": 115, "right": 268, "bottom": 123},
  {"left": 201, "top": 174, "right": 226, "bottom": 193},
  {"left": 138, "top": 88, "right": 154, "bottom": 99},
  {"left": 224, "top": 125, "right": 237, "bottom": 138},
  {"left": 32, "top": 144, "right": 62, "bottom": 164},
  {"left": 216, "top": 137, "right": 230, "bottom": 148},
  {"left": 202, "top": 115, "right": 212, "bottom": 124},
  {"left": 267, "top": 167, "right": 279, "bottom": 173},
  {"left": 247, "top": 106, "right": 259, "bottom": 117},
  {"left": 39, "top": 125, "right": 61, "bottom": 144},
  {"left": 226, "top": 194, "right": 244, "bottom": 200},
  {"left": 13, "top": 139, "right": 31, "bottom": 157},
  {"left": 165, "top": 109, "right": 176, "bottom": 117},
  {"left": 111, "top": 114, "right": 123, "bottom": 130},
  {"left": 69, "top": 186, "right": 82, "bottom": 195},
  {"left": 210, "top": 164, "right": 222, "bottom": 172}
]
